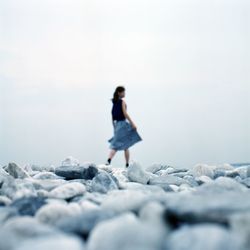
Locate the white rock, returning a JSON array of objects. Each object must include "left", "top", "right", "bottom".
[
  {"left": 4, "top": 162, "right": 30, "bottom": 179},
  {"left": 87, "top": 212, "right": 168, "bottom": 250},
  {"left": 127, "top": 161, "right": 151, "bottom": 184},
  {"left": 49, "top": 182, "right": 86, "bottom": 199},
  {"left": 0, "top": 195, "right": 11, "bottom": 205},
  {"left": 61, "top": 156, "right": 80, "bottom": 167},
  {"left": 195, "top": 175, "right": 213, "bottom": 184},
  {"left": 36, "top": 203, "right": 82, "bottom": 225},
  {"left": 33, "top": 172, "right": 63, "bottom": 180},
  {"left": 189, "top": 163, "right": 214, "bottom": 179}
]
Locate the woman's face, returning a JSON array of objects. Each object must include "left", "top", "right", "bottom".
[{"left": 119, "top": 91, "right": 125, "bottom": 98}]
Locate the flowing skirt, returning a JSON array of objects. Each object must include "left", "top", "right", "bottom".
[{"left": 108, "top": 120, "right": 143, "bottom": 150}]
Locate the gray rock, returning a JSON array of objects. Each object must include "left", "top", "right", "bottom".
[
  {"left": 165, "top": 224, "right": 243, "bottom": 250},
  {"left": 183, "top": 175, "right": 199, "bottom": 187},
  {"left": 27, "top": 178, "right": 67, "bottom": 191},
  {"left": 0, "top": 195, "right": 11, "bottom": 206},
  {"left": 10, "top": 196, "right": 47, "bottom": 216},
  {"left": 55, "top": 163, "right": 98, "bottom": 180},
  {"left": 87, "top": 212, "right": 168, "bottom": 250},
  {"left": 127, "top": 161, "right": 151, "bottom": 184},
  {"left": 33, "top": 172, "right": 64, "bottom": 180},
  {"left": 145, "top": 163, "right": 168, "bottom": 174},
  {"left": 239, "top": 177, "right": 250, "bottom": 188},
  {"left": 3, "top": 162, "right": 30, "bottom": 179},
  {"left": 92, "top": 171, "right": 118, "bottom": 193},
  {"left": 55, "top": 209, "right": 117, "bottom": 239},
  {"left": 149, "top": 175, "right": 187, "bottom": 186},
  {"left": 30, "top": 164, "right": 55, "bottom": 172},
  {"left": 48, "top": 182, "right": 86, "bottom": 200},
  {"left": 214, "top": 169, "right": 226, "bottom": 179}
]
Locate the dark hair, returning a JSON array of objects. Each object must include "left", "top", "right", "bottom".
[{"left": 111, "top": 86, "right": 125, "bottom": 103}]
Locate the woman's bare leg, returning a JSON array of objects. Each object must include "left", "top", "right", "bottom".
[
  {"left": 108, "top": 149, "right": 117, "bottom": 160},
  {"left": 124, "top": 149, "right": 130, "bottom": 165}
]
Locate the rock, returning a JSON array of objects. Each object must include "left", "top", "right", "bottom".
[
  {"left": 183, "top": 175, "right": 199, "bottom": 187},
  {"left": 225, "top": 170, "right": 239, "bottom": 178},
  {"left": 0, "top": 195, "right": 11, "bottom": 206},
  {"left": 163, "top": 191, "right": 250, "bottom": 227},
  {"left": 110, "top": 167, "right": 129, "bottom": 185},
  {"left": 49, "top": 182, "right": 86, "bottom": 200},
  {"left": 92, "top": 171, "right": 118, "bottom": 194},
  {"left": 247, "top": 166, "right": 250, "bottom": 178},
  {"left": 101, "top": 189, "right": 155, "bottom": 213},
  {"left": 3, "top": 162, "right": 30, "bottom": 179},
  {"left": 33, "top": 172, "right": 64, "bottom": 180},
  {"left": 36, "top": 202, "right": 82, "bottom": 225},
  {"left": 0, "top": 207, "right": 18, "bottom": 225},
  {"left": 239, "top": 177, "right": 250, "bottom": 188},
  {"left": 27, "top": 178, "right": 67, "bottom": 191},
  {"left": 15, "top": 234, "right": 85, "bottom": 250},
  {"left": 0, "top": 216, "right": 59, "bottom": 250},
  {"left": 164, "top": 224, "right": 243, "bottom": 250},
  {"left": 213, "top": 169, "right": 226, "bottom": 179},
  {"left": 229, "top": 212, "right": 250, "bottom": 248},
  {"left": 188, "top": 163, "right": 214, "bottom": 179},
  {"left": 235, "top": 166, "right": 249, "bottom": 179},
  {"left": 62, "top": 156, "right": 80, "bottom": 167},
  {"left": 10, "top": 196, "right": 47, "bottom": 216},
  {"left": 55, "top": 163, "right": 98, "bottom": 180},
  {"left": 149, "top": 175, "right": 187, "bottom": 186},
  {"left": 87, "top": 212, "right": 168, "bottom": 250},
  {"left": 127, "top": 161, "right": 151, "bottom": 184},
  {"left": 29, "top": 164, "right": 55, "bottom": 172},
  {"left": 120, "top": 182, "right": 166, "bottom": 193},
  {"left": 1, "top": 177, "right": 37, "bottom": 199},
  {"left": 196, "top": 177, "right": 248, "bottom": 193},
  {"left": 195, "top": 175, "right": 213, "bottom": 185},
  {"left": 145, "top": 163, "right": 168, "bottom": 174},
  {"left": 55, "top": 209, "right": 117, "bottom": 239}
]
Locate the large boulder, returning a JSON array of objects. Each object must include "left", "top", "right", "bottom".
[
  {"left": 55, "top": 163, "right": 98, "bottom": 180},
  {"left": 127, "top": 161, "right": 151, "bottom": 184},
  {"left": 149, "top": 175, "right": 187, "bottom": 186}
]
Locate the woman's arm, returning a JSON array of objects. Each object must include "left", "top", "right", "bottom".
[{"left": 122, "top": 100, "right": 137, "bottom": 130}]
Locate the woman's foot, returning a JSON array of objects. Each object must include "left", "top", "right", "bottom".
[
  {"left": 105, "top": 158, "right": 111, "bottom": 165},
  {"left": 125, "top": 162, "right": 129, "bottom": 168}
]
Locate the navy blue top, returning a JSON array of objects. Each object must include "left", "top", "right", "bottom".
[{"left": 111, "top": 98, "right": 126, "bottom": 121}]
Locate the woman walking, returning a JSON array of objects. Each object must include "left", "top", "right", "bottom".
[{"left": 106, "top": 86, "right": 142, "bottom": 167}]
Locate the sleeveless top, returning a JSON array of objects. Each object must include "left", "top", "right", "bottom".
[{"left": 111, "top": 98, "right": 126, "bottom": 121}]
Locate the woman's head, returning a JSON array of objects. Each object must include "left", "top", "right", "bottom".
[{"left": 112, "top": 86, "right": 125, "bottom": 102}]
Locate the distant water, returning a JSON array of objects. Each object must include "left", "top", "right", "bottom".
[{"left": 231, "top": 163, "right": 250, "bottom": 168}]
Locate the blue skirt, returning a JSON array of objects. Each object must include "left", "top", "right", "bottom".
[{"left": 108, "top": 120, "right": 143, "bottom": 150}]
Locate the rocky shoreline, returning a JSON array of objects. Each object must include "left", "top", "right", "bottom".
[{"left": 0, "top": 157, "right": 250, "bottom": 250}]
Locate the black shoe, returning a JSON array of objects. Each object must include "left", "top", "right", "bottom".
[
  {"left": 105, "top": 158, "right": 111, "bottom": 165},
  {"left": 125, "top": 163, "right": 129, "bottom": 168}
]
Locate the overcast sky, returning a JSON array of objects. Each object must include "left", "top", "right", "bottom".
[{"left": 0, "top": 0, "right": 249, "bottom": 168}]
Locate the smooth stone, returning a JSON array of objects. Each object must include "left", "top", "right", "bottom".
[
  {"left": 163, "top": 191, "right": 250, "bottom": 226},
  {"left": 149, "top": 175, "right": 187, "bottom": 186},
  {"left": 49, "top": 182, "right": 86, "bottom": 200},
  {"left": 27, "top": 178, "right": 67, "bottom": 191},
  {"left": 235, "top": 166, "right": 249, "bottom": 179},
  {"left": 0, "top": 216, "right": 59, "bottom": 250},
  {"left": 110, "top": 167, "right": 129, "bottom": 185},
  {"left": 33, "top": 172, "right": 64, "bottom": 180},
  {"left": 15, "top": 234, "right": 85, "bottom": 250},
  {"left": 127, "top": 161, "right": 151, "bottom": 184},
  {"left": 101, "top": 189, "right": 155, "bottom": 213},
  {"left": 36, "top": 202, "right": 82, "bottom": 225},
  {"left": 213, "top": 169, "right": 226, "bottom": 179},
  {"left": 225, "top": 170, "right": 239, "bottom": 178},
  {"left": 10, "top": 196, "right": 47, "bottom": 216},
  {"left": 164, "top": 224, "right": 243, "bottom": 250},
  {"left": 55, "top": 209, "right": 117, "bottom": 239},
  {"left": 78, "top": 200, "right": 100, "bottom": 211},
  {"left": 183, "top": 175, "right": 199, "bottom": 187},
  {"left": 3, "top": 162, "right": 30, "bottom": 179},
  {"left": 195, "top": 175, "right": 213, "bottom": 185},
  {"left": 239, "top": 177, "right": 250, "bottom": 188},
  {"left": 229, "top": 212, "right": 250, "bottom": 248},
  {"left": 55, "top": 163, "right": 98, "bottom": 180},
  {"left": 188, "top": 163, "right": 214, "bottom": 179},
  {"left": 0, "top": 207, "right": 18, "bottom": 225},
  {"left": 92, "top": 171, "right": 118, "bottom": 194},
  {"left": 196, "top": 177, "right": 248, "bottom": 193},
  {"left": 0, "top": 195, "right": 11, "bottom": 206},
  {"left": 62, "top": 156, "right": 80, "bottom": 167},
  {"left": 87, "top": 212, "right": 168, "bottom": 250}
]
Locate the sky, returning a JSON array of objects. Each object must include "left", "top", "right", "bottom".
[{"left": 0, "top": 0, "right": 249, "bottom": 168}]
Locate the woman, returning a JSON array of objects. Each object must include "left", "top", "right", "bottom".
[{"left": 106, "top": 86, "right": 142, "bottom": 167}]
